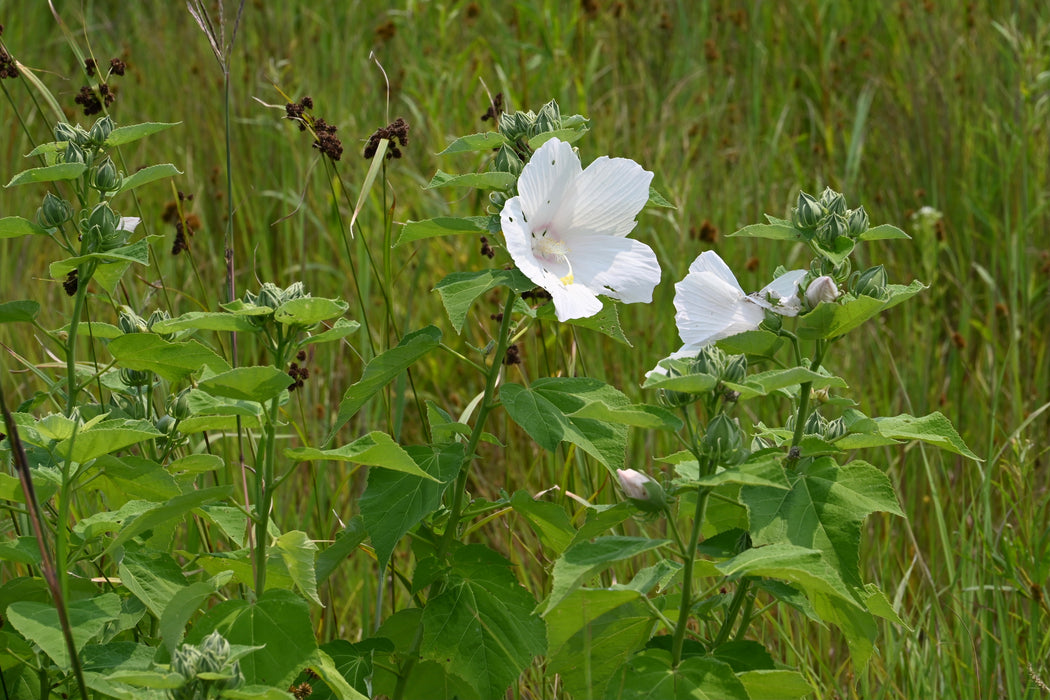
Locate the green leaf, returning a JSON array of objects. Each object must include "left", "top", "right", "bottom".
[
  {"left": 438, "top": 131, "right": 508, "bottom": 154},
  {"left": 327, "top": 326, "right": 441, "bottom": 441},
  {"left": 371, "top": 609, "right": 480, "bottom": 699},
  {"left": 188, "top": 589, "right": 317, "bottom": 688},
  {"left": 510, "top": 490, "right": 576, "bottom": 556},
  {"left": 91, "top": 455, "right": 181, "bottom": 503},
  {"left": 534, "top": 295, "right": 634, "bottom": 345},
  {"left": 421, "top": 545, "right": 546, "bottom": 699},
  {"left": 874, "top": 412, "right": 980, "bottom": 460},
  {"left": 547, "top": 588, "right": 653, "bottom": 699},
  {"left": 315, "top": 639, "right": 394, "bottom": 699},
  {"left": 425, "top": 169, "right": 516, "bottom": 190},
  {"left": 0, "top": 300, "right": 41, "bottom": 323},
  {"left": 49, "top": 238, "right": 152, "bottom": 280},
  {"left": 55, "top": 419, "right": 162, "bottom": 463},
  {"left": 858, "top": 223, "right": 910, "bottom": 241},
  {"left": 502, "top": 378, "right": 629, "bottom": 471},
  {"left": 274, "top": 296, "right": 348, "bottom": 328},
  {"left": 5, "top": 162, "right": 87, "bottom": 187},
  {"left": 103, "top": 485, "right": 232, "bottom": 556},
  {"left": 814, "top": 235, "right": 857, "bottom": 266},
  {"left": 274, "top": 530, "right": 321, "bottom": 606},
  {"left": 741, "top": 457, "right": 903, "bottom": 587},
  {"left": 642, "top": 369, "right": 719, "bottom": 394},
  {"left": 7, "top": 594, "right": 121, "bottom": 669},
  {"left": 118, "top": 547, "right": 189, "bottom": 618},
  {"left": 0, "top": 537, "right": 41, "bottom": 566},
  {"left": 358, "top": 443, "right": 462, "bottom": 566},
  {"left": 117, "top": 163, "right": 182, "bottom": 194},
  {"left": 796, "top": 281, "right": 926, "bottom": 340},
  {"left": 610, "top": 649, "right": 749, "bottom": 700},
  {"left": 396, "top": 215, "right": 494, "bottom": 245},
  {"left": 570, "top": 400, "right": 682, "bottom": 430},
  {"left": 728, "top": 223, "right": 803, "bottom": 241},
  {"left": 715, "top": 543, "right": 859, "bottom": 609},
  {"left": 737, "top": 670, "right": 814, "bottom": 700},
  {"left": 545, "top": 536, "right": 669, "bottom": 614},
  {"left": 716, "top": 329, "right": 787, "bottom": 358},
  {"left": 304, "top": 648, "right": 370, "bottom": 700},
  {"left": 198, "top": 366, "right": 291, "bottom": 403},
  {"left": 288, "top": 431, "right": 439, "bottom": 481},
  {"left": 158, "top": 574, "right": 231, "bottom": 654},
  {"left": 0, "top": 216, "right": 49, "bottom": 239},
  {"left": 299, "top": 318, "right": 360, "bottom": 347},
  {"left": 646, "top": 186, "right": 675, "bottom": 208},
  {"left": 434, "top": 268, "right": 535, "bottom": 332},
  {"left": 724, "top": 367, "right": 848, "bottom": 399},
  {"left": 151, "top": 310, "right": 261, "bottom": 333},
  {"left": 104, "top": 121, "right": 180, "bottom": 147},
  {"left": 108, "top": 334, "right": 232, "bottom": 382}
]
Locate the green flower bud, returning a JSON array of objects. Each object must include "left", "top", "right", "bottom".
[
  {"left": 534, "top": 100, "right": 562, "bottom": 135},
  {"left": 91, "top": 157, "right": 122, "bottom": 194},
  {"left": 722, "top": 354, "right": 747, "bottom": 384},
  {"left": 200, "top": 631, "right": 231, "bottom": 661},
  {"left": 118, "top": 309, "right": 148, "bottom": 334},
  {"left": 851, "top": 265, "right": 888, "bottom": 298},
  {"left": 498, "top": 110, "right": 534, "bottom": 142},
  {"left": 171, "top": 644, "right": 204, "bottom": 679},
  {"left": 87, "top": 115, "right": 115, "bottom": 145},
  {"left": 36, "top": 192, "right": 74, "bottom": 229},
  {"left": 54, "top": 122, "right": 82, "bottom": 144},
  {"left": 820, "top": 187, "right": 847, "bottom": 216},
  {"left": 120, "top": 367, "right": 151, "bottom": 388},
  {"left": 653, "top": 361, "right": 697, "bottom": 408},
  {"left": 172, "top": 391, "right": 192, "bottom": 420},
  {"left": 816, "top": 213, "right": 847, "bottom": 246},
  {"left": 147, "top": 309, "right": 171, "bottom": 331},
  {"left": 494, "top": 144, "right": 524, "bottom": 177},
  {"left": 793, "top": 191, "right": 823, "bottom": 229},
  {"left": 825, "top": 417, "right": 848, "bottom": 441},
  {"left": 489, "top": 191, "right": 508, "bottom": 210},
  {"left": 616, "top": 468, "right": 667, "bottom": 513},
  {"left": 846, "top": 205, "right": 869, "bottom": 237},
  {"left": 692, "top": 345, "right": 726, "bottom": 378},
  {"left": 256, "top": 283, "right": 284, "bottom": 310},
  {"left": 63, "top": 142, "right": 86, "bottom": 166},
  {"left": 154, "top": 415, "right": 175, "bottom": 434},
  {"left": 83, "top": 202, "right": 124, "bottom": 252},
  {"left": 804, "top": 410, "right": 826, "bottom": 436},
  {"left": 700, "top": 414, "right": 746, "bottom": 465}
]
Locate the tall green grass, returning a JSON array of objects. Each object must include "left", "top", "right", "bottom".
[{"left": 1, "top": 1, "right": 1048, "bottom": 697}]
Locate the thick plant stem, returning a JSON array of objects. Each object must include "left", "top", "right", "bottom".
[
  {"left": 252, "top": 387, "right": 283, "bottom": 597},
  {"left": 671, "top": 483, "right": 710, "bottom": 668},
  {"left": 712, "top": 578, "right": 751, "bottom": 648},
  {"left": 789, "top": 339, "right": 828, "bottom": 454},
  {"left": 64, "top": 264, "right": 93, "bottom": 417}
]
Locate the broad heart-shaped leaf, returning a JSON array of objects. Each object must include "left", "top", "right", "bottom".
[
  {"left": 814, "top": 234, "right": 857, "bottom": 266},
  {"left": 118, "top": 547, "right": 190, "bottom": 618},
  {"left": 534, "top": 295, "right": 633, "bottom": 346},
  {"left": 0, "top": 216, "right": 48, "bottom": 238},
  {"left": 103, "top": 121, "right": 180, "bottom": 147},
  {"left": 740, "top": 457, "right": 903, "bottom": 587},
  {"left": 723, "top": 366, "right": 848, "bottom": 399},
  {"left": 287, "top": 431, "right": 439, "bottom": 481},
  {"left": 314, "top": 638, "right": 395, "bottom": 699},
  {"left": 274, "top": 296, "right": 348, "bottom": 328},
  {"left": 438, "top": 131, "right": 508, "bottom": 154},
  {"left": 544, "top": 536, "right": 669, "bottom": 614},
  {"left": 502, "top": 378, "right": 629, "bottom": 472},
  {"left": 0, "top": 299, "right": 40, "bottom": 323},
  {"left": 433, "top": 268, "right": 535, "bottom": 333},
  {"left": 425, "top": 169, "right": 517, "bottom": 190},
  {"left": 371, "top": 609, "right": 481, "bottom": 699},
  {"left": 421, "top": 544, "right": 546, "bottom": 699},
  {"left": 55, "top": 418, "right": 162, "bottom": 463},
  {"left": 327, "top": 325, "right": 441, "bottom": 442},
  {"left": 569, "top": 399, "right": 681, "bottom": 430},
  {"left": 716, "top": 329, "right": 787, "bottom": 358},
  {"left": 546, "top": 588, "right": 653, "bottom": 700},
  {"left": 5, "top": 162, "right": 86, "bottom": 187},
  {"left": 187, "top": 589, "right": 317, "bottom": 688},
  {"left": 715, "top": 543, "right": 860, "bottom": 609},
  {"left": 397, "top": 215, "right": 496, "bottom": 245},
  {"left": 107, "top": 334, "right": 232, "bottom": 383},
  {"left": 737, "top": 670, "right": 814, "bottom": 700},
  {"left": 7, "top": 593, "right": 122, "bottom": 669},
  {"left": 609, "top": 649, "right": 749, "bottom": 700},
  {"left": 796, "top": 280, "right": 926, "bottom": 340},
  {"left": 274, "top": 530, "right": 321, "bottom": 606},
  {"left": 358, "top": 443, "right": 462, "bottom": 566},
  {"left": 875, "top": 411, "right": 979, "bottom": 460},
  {"left": 116, "top": 163, "right": 182, "bottom": 194},
  {"left": 198, "top": 365, "right": 291, "bottom": 403}
]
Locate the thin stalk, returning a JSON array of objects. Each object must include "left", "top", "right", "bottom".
[
  {"left": 712, "top": 577, "right": 751, "bottom": 648},
  {"left": 64, "top": 262, "right": 95, "bottom": 416},
  {"left": 670, "top": 484, "right": 711, "bottom": 667},
  {"left": 789, "top": 339, "right": 828, "bottom": 455},
  {"left": 252, "top": 390, "right": 283, "bottom": 597}
]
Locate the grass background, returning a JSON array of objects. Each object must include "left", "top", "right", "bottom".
[{"left": 1, "top": 1, "right": 1048, "bottom": 698}]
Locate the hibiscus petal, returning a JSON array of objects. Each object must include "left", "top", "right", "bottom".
[
  {"left": 553, "top": 154, "right": 653, "bottom": 240},
  {"left": 502, "top": 197, "right": 551, "bottom": 286},
  {"left": 548, "top": 280, "right": 603, "bottom": 322},
  {"left": 686, "top": 251, "right": 745, "bottom": 292},
  {"left": 749, "top": 269, "right": 807, "bottom": 316},
  {"left": 516, "top": 138, "right": 581, "bottom": 231},
  {"left": 566, "top": 235, "right": 661, "bottom": 304},
  {"left": 674, "top": 270, "right": 764, "bottom": 347}
]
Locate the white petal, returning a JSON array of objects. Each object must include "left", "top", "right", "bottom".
[
  {"left": 118, "top": 217, "right": 141, "bottom": 233},
  {"left": 674, "top": 269, "right": 764, "bottom": 347},
  {"left": 548, "top": 281, "right": 603, "bottom": 321},
  {"left": 686, "top": 251, "right": 745, "bottom": 293},
  {"left": 750, "top": 269, "right": 807, "bottom": 316},
  {"left": 516, "top": 138, "right": 581, "bottom": 231},
  {"left": 502, "top": 197, "right": 564, "bottom": 287},
  {"left": 566, "top": 235, "right": 661, "bottom": 304},
  {"left": 552, "top": 154, "right": 653, "bottom": 239}
]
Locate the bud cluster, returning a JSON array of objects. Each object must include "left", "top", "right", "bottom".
[
  {"left": 168, "top": 631, "right": 243, "bottom": 700},
  {"left": 652, "top": 346, "right": 748, "bottom": 408},
  {"left": 791, "top": 187, "right": 870, "bottom": 249},
  {"left": 53, "top": 117, "right": 126, "bottom": 197}
]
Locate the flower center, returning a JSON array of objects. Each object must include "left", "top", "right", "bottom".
[{"left": 532, "top": 229, "right": 574, "bottom": 284}]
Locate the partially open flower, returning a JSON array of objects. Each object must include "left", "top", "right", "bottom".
[
  {"left": 500, "top": 138, "right": 660, "bottom": 321},
  {"left": 805, "top": 275, "right": 840, "bottom": 307},
  {"left": 616, "top": 468, "right": 667, "bottom": 512},
  {"left": 671, "top": 251, "right": 806, "bottom": 355}
]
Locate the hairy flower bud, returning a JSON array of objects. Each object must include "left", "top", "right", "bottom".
[
  {"left": 87, "top": 115, "right": 115, "bottom": 145},
  {"left": 852, "top": 265, "right": 888, "bottom": 298},
  {"left": 804, "top": 410, "right": 827, "bottom": 436},
  {"left": 816, "top": 213, "right": 847, "bottom": 246},
  {"left": 846, "top": 205, "right": 869, "bottom": 237},
  {"left": 722, "top": 354, "right": 748, "bottom": 384},
  {"left": 805, "top": 275, "right": 840, "bottom": 307},
  {"left": 692, "top": 345, "right": 726, "bottom": 378},
  {"left": 700, "top": 414, "right": 746, "bottom": 465},
  {"left": 825, "top": 417, "right": 848, "bottom": 441},
  {"left": 616, "top": 468, "right": 667, "bottom": 513},
  {"left": 91, "top": 156, "right": 122, "bottom": 193},
  {"left": 54, "top": 122, "right": 82, "bottom": 144},
  {"left": 494, "top": 144, "right": 523, "bottom": 177},
  {"left": 793, "top": 191, "right": 823, "bottom": 229},
  {"left": 820, "top": 187, "right": 847, "bottom": 216},
  {"left": 63, "top": 142, "right": 86, "bottom": 166},
  {"left": 36, "top": 192, "right": 74, "bottom": 229}
]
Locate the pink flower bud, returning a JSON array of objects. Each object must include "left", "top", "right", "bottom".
[{"left": 805, "top": 275, "right": 839, "bottom": 307}]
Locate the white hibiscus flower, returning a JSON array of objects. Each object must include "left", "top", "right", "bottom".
[
  {"left": 500, "top": 138, "right": 660, "bottom": 322},
  {"left": 672, "top": 250, "right": 807, "bottom": 355}
]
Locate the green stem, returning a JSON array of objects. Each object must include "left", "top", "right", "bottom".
[
  {"left": 64, "top": 263, "right": 94, "bottom": 417},
  {"left": 671, "top": 484, "right": 711, "bottom": 667},
  {"left": 788, "top": 339, "right": 828, "bottom": 456},
  {"left": 733, "top": 586, "right": 756, "bottom": 642},
  {"left": 712, "top": 578, "right": 751, "bottom": 648},
  {"left": 253, "top": 391, "right": 283, "bottom": 597}
]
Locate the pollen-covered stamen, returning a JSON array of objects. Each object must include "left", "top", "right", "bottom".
[{"left": 531, "top": 228, "right": 574, "bottom": 284}]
